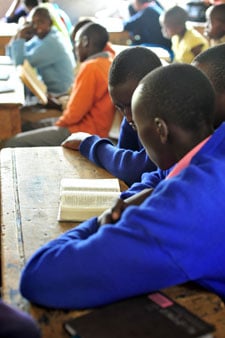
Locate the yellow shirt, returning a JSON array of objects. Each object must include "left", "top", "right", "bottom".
[{"left": 172, "top": 26, "right": 209, "bottom": 63}]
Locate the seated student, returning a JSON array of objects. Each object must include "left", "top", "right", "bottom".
[
  {"left": 0, "top": 300, "right": 40, "bottom": 337},
  {"left": 160, "top": 5, "right": 209, "bottom": 63},
  {"left": 71, "top": 19, "right": 116, "bottom": 60},
  {"left": 39, "top": 0, "right": 72, "bottom": 39},
  {"left": 4, "top": 0, "right": 38, "bottom": 23},
  {"left": 19, "top": 63, "right": 225, "bottom": 310},
  {"left": 7, "top": 6, "right": 75, "bottom": 95},
  {"left": 4, "top": 22, "right": 115, "bottom": 147},
  {"left": 123, "top": 0, "right": 171, "bottom": 50},
  {"left": 62, "top": 47, "right": 161, "bottom": 187},
  {"left": 103, "top": 42, "right": 225, "bottom": 222},
  {"left": 205, "top": 4, "right": 225, "bottom": 46}
]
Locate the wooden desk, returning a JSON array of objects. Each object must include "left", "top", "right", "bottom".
[
  {"left": 1, "top": 147, "right": 225, "bottom": 338},
  {"left": 0, "top": 23, "right": 18, "bottom": 55},
  {"left": 0, "top": 56, "right": 24, "bottom": 140}
]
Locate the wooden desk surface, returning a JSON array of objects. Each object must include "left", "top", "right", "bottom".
[
  {"left": 0, "top": 23, "right": 18, "bottom": 55},
  {"left": 0, "top": 61, "right": 24, "bottom": 105},
  {"left": 0, "top": 56, "right": 24, "bottom": 140},
  {"left": 1, "top": 146, "right": 225, "bottom": 338}
]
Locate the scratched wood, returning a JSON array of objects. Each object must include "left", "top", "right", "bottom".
[{"left": 1, "top": 146, "right": 225, "bottom": 338}]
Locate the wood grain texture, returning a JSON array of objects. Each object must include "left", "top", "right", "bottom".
[{"left": 1, "top": 146, "right": 225, "bottom": 338}]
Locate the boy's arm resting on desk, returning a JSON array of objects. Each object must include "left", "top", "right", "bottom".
[
  {"left": 19, "top": 161, "right": 225, "bottom": 310},
  {"left": 20, "top": 185, "right": 191, "bottom": 310},
  {"left": 78, "top": 136, "right": 156, "bottom": 186}
]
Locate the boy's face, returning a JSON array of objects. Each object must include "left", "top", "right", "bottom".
[
  {"left": 161, "top": 20, "right": 177, "bottom": 39},
  {"left": 32, "top": 14, "right": 52, "bottom": 39},
  {"left": 109, "top": 79, "right": 138, "bottom": 129},
  {"left": 205, "top": 15, "right": 225, "bottom": 39},
  {"left": 74, "top": 29, "right": 88, "bottom": 62}
]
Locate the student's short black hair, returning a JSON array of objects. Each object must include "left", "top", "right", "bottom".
[
  {"left": 31, "top": 6, "right": 52, "bottom": 22},
  {"left": 209, "top": 4, "right": 225, "bottom": 21},
  {"left": 71, "top": 19, "right": 93, "bottom": 41},
  {"left": 163, "top": 6, "right": 188, "bottom": 26},
  {"left": 24, "top": 0, "right": 39, "bottom": 7},
  {"left": 193, "top": 44, "right": 225, "bottom": 94},
  {"left": 109, "top": 47, "right": 162, "bottom": 87},
  {"left": 80, "top": 23, "right": 109, "bottom": 51},
  {"left": 136, "top": 63, "right": 215, "bottom": 131}
]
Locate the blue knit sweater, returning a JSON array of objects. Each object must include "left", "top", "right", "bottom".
[
  {"left": 8, "top": 27, "right": 75, "bottom": 94},
  {"left": 20, "top": 123, "right": 225, "bottom": 309},
  {"left": 80, "top": 117, "right": 156, "bottom": 186}
]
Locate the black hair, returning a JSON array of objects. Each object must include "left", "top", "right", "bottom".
[
  {"left": 24, "top": 0, "right": 39, "bottom": 7},
  {"left": 31, "top": 6, "right": 52, "bottom": 21},
  {"left": 163, "top": 6, "right": 188, "bottom": 25},
  {"left": 71, "top": 19, "right": 93, "bottom": 41},
  {"left": 137, "top": 63, "right": 215, "bottom": 131},
  {"left": 193, "top": 44, "right": 225, "bottom": 94},
  {"left": 109, "top": 46, "right": 162, "bottom": 87},
  {"left": 80, "top": 23, "right": 109, "bottom": 51}
]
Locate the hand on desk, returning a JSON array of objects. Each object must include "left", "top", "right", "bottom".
[
  {"left": 98, "top": 188, "right": 154, "bottom": 226},
  {"left": 61, "top": 132, "right": 92, "bottom": 150}
]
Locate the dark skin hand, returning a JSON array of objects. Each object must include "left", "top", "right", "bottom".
[
  {"left": 191, "top": 44, "right": 205, "bottom": 57},
  {"left": 98, "top": 188, "right": 154, "bottom": 226},
  {"left": 16, "top": 22, "right": 35, "bottom": 41}
]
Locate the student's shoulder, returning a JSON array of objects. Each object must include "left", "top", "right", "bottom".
[{"left": 185, "top": 26, "right": 208, "bottom": 43}]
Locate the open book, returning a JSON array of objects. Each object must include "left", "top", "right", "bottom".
[
  {"left": 58, "top": 178, "right": 121, "bottom": 222},
  {"left": 17, "top": 59, "right": 48, "bottom": 105}
]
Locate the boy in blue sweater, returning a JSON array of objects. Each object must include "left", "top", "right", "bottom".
[
  {"left": 7, "top": 6, "right": 75, "bottom": 95},
  {"left": 62, "top": 47, "right": 162, "bottom": 186},
  {"left": 104, "top": 43, "right": 225, "bottom": 220},
  {"left": 20, "top": 63, "right": 225, "bottom": 310}
]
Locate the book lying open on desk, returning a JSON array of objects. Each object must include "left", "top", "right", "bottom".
[{"left": 58, "top": 178, "right": 121, "bottom": 222}]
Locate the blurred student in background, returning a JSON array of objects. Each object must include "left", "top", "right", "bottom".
[
  {"left": 205, "top": 4, "right": 225, "bottom": 46},
  {"left": 123, "top": 0, "right": 171, "bottom": 50},
  {"left": 160, "top": 5, "right": 209, "bottom": 63},
  {"left": 7, "top": 6, "right": 75, "bottom": 95}
]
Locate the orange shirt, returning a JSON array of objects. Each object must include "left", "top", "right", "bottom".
[{"left": 56, "top": 54, "right": 115, "bottom": 137}]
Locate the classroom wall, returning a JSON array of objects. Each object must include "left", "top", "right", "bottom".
[
  {"left": 0, "top": 0, "right": 189, "bottom": 25},
  {"left": 0, "top": 0, "right": 122, "bottom": 24}
]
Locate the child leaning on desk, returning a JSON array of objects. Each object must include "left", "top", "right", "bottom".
[
  {"left": 19, "top": 63, "right": 225, "bottom": 310},
  {"left": 62, "top": 46, "right": 162, "bottom": 187},
  {"left": 160, "top": 5, "right": 209, "bottom": 63}
]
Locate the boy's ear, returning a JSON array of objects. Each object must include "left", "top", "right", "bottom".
[
  {"left": 81, "top": 35, "right": 88, "bottom": 47},
  {"left": 154, "top": 117, "right": 168, "bottom": 144}
]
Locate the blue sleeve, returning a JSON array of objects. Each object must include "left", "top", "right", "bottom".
[
  {"left": 80, "top": 118, "right": 156, "bottom": 186},
  {"left": 120, "top": 168, "right": 170, "bottom": 199},
  {"left": 20, "top": 203, "right": 187, "bottom": 310},
  {"left": 10, "top": 32, "right": 65, "bottom": 68}
]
